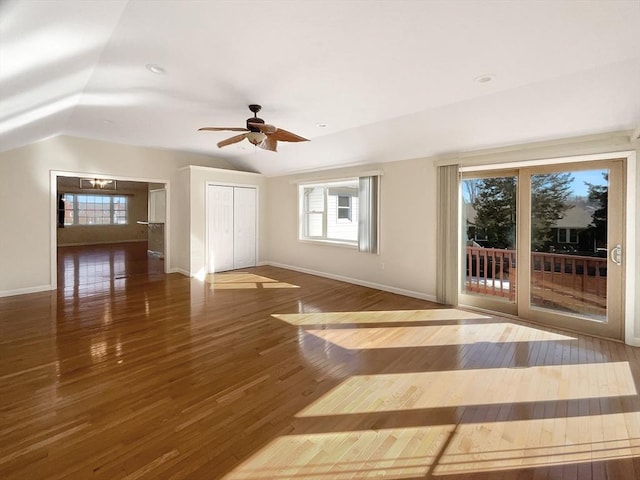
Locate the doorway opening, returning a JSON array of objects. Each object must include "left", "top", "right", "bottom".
[{"left": 52, "top": 173, "right": 169, "bottom": 293}]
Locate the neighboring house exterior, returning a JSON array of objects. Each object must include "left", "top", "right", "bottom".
[
  {"left": 464, "top": 196, "right": 601, "bottom": 255},
  {"left": 549, "top": 198, "right": 596, "bottom": 253}
]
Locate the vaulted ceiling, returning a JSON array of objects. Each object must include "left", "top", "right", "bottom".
[{"left": 1, "top": 0, "right": 639, "bottom": 176}]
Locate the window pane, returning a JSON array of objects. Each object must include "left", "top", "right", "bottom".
[
  {"left": 569, "top": 229, "right": 578, "bottom": 243},
  {"left": 530, "top": 169, "right": 608, "bottom": 320},
  {"left": 304, "top": 187, "right": 325, "bottom": 212},
  {"left": 63, "top": 194, "right": 74, "bottom": 226},
  {"left": 558, "top": 229, "right": 567, "bottom": 243},
  {"left": 306, "top": 212, "right": 324, "bottom": 237},
  {"left": 461, "top": 175, "right": 517, "bottom": 302}
]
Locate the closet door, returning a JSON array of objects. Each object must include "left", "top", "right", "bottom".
[
  {"left": 233, "top": 187, "right": 256, "bottom": 269},
  {"left": 206, "top": 185, "right": 234, "bottom": 273}
]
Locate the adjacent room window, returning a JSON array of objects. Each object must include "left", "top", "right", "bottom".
[
  {"left": 299, "top": 175, "right": 379, "bottom": 252},
  {"left": 62, "top": 193, "right": 128, "bottom": 226}
]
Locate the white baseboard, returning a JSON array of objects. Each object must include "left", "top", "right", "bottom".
[
  {"left": 168, "top": 268, "right": 191, "bottom": 277},
  {"left": 625, "top": 335, "right": 640, "bottom": 347},
  {"left": 265, "top": 261, "right": 438, "bottom": 303},
  {"left": 0, "top": 284, "right": 54, "bottom": 298}
]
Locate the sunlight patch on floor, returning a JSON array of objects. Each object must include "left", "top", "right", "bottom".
[
  {"left": 222, "top": 425, "right": 453, "bottom": 480},
  {"left": 273, "top": 308, "right": 491, "bottom": 325},
  {"left": 305, "top": 322, "right": 574, "bottom": 349},
  {"left": 206, "top": 273, "right": 299, "bottom": 290},
  {"left": 296, "top": 362, "right": 636, "bottom": 416},
  {"left": 222, "top": 412, "right": 640, "bottom": 479},
  {"left": 436, "top": 412, "right": 640, "bottom": 474}
]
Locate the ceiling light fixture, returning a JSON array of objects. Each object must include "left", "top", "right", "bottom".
[
  {"left": 475, "top": 74, "right": 495, "bottom": 84},
  {"left": 317, "top": 123, "right": 328, "bottom": 128},
  {"left": 80, "top": 178, "right": 116, "bottom": 189},
  {"left": 245, "top": 131, "right": 267, "bottom": 145},
  {"left": 89, "top": 179, "right": 113, "bottom": 188},
  {"left": 145, "top": 63, "right": 166, "bottom": 75}
]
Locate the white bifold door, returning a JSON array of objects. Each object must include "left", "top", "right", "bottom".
[{"left": 206, "top": 185, "right": 256, "bottom": 273}]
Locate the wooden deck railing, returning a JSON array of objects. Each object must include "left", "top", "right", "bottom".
[
  {"left": 465, "top": 247, "right": 607, "bottom": 316},
  {"left": 465, "top": 246, "right": 516, "bottom": 300}
]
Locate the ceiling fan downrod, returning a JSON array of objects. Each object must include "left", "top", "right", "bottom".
[{"left": 246, "top": 104, "right": 264, "bottom": 130}]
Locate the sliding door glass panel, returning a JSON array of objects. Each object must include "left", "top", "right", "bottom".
[
  {"left": 529, "top": 169, "right": 609, "bottom": 321},
  {"left": 461, "top": 175, "right": 517, "bottom": 303}
]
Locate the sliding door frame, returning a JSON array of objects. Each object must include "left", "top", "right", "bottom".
[
  {"left": 516, "top": 159, "right": 625, "bottom": 339},
  {"left": 457, "top": 151, "right": 635, "bottom": 342}
]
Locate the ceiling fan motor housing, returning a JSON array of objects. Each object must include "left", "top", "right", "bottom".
[{"left": 246, "top": 117, "right": 264, "bottom": 131}]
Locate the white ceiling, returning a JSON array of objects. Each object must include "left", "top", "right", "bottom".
[{"left": 1, "top": 0, "right": 639, "bottom": 176}]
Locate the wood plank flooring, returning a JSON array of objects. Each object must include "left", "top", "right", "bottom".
[{"left": 1, "top": 243, "right": 640, "bottom": 479}]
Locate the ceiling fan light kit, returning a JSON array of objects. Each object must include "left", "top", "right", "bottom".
[
  {"left": 199, "top": 104, "right": 309, "bottom": 152},
  {"left": 246, "top": 132, "right": 267, "bottom": 145}
]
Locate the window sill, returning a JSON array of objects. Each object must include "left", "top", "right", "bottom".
[
  {"left": 298, "top": 238, "right": 358, "bottom": 249},
  {"left": 63, "top": 224, "right": 130, "bottom": 227}
]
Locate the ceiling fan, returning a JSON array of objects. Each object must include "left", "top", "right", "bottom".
[{"left": 199, "top": 104, "right": 309, "bottom": 152}]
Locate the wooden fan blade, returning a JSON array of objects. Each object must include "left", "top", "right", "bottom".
[
  {"left": 258, "top": 136, "right": 278, "bottom": 152},
  {"left": 248, "top": 123, "right": 277, "bottom": 134},
  {"left": 217, "top": 134, "right": 247, "bottom": 148},
  {"left": 269, "top": 128, "right": 309, "bottom": 143},
  {"left": 199, "top": 127, "right": 248, "bottom": 132}
]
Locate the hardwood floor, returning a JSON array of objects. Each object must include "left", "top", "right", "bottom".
[{"left": 2, "top": 243, "right": 640, "bottom": 479}]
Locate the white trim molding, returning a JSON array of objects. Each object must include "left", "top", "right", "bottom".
[
  {"left": 0, "top": 284, "right": 53, "bottom": 298},
  {"left": 265, "top": 261, "right": 438, "bottom": 303},
  {"left": 434, "top": 130, "right": 634, "bottom": 167}
]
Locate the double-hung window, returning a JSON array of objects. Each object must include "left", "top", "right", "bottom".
[
  {"left": 62, "top": 193, "right": 128, "bottom": 226},
  {"left": 557, "top": 228, "right": 579, "bottom": 244},
  {"left": 299, "top": 175, "right": 379, "bottom": 252}
]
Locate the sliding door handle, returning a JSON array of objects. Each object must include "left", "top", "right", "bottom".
[{"left": 610, "top": 244, "right": 622, "bottom": 266}]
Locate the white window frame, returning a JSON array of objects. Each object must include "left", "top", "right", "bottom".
[
  {"left": 557, "top": 228, "right": 568, "bottom": 243},
  {"left": 299, "top": 179, "right": 359, "bottom": 246}
]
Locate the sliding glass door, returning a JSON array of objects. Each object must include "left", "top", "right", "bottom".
[
  {"left": 518, "top": 161, "right": 625, "bottom": 338},
  {"left": 460, "top": 160, "right": 625, "bottom": 339}
]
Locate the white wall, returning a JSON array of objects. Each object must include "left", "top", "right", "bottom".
[
  {"left": 266, "top": 159, "right": 438, "bottom": 300},
  {"left": 172, "top": 167, "right": 191, "bottom": 275},
  {"left": 633, "top": 141, "right": 640, "bottom": 345},
  {"left": 0, "top": 135, "right": 235, "bottom": 295},
  {"left": 187, "top": 166, "right": 268, "bottom": 278}
]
